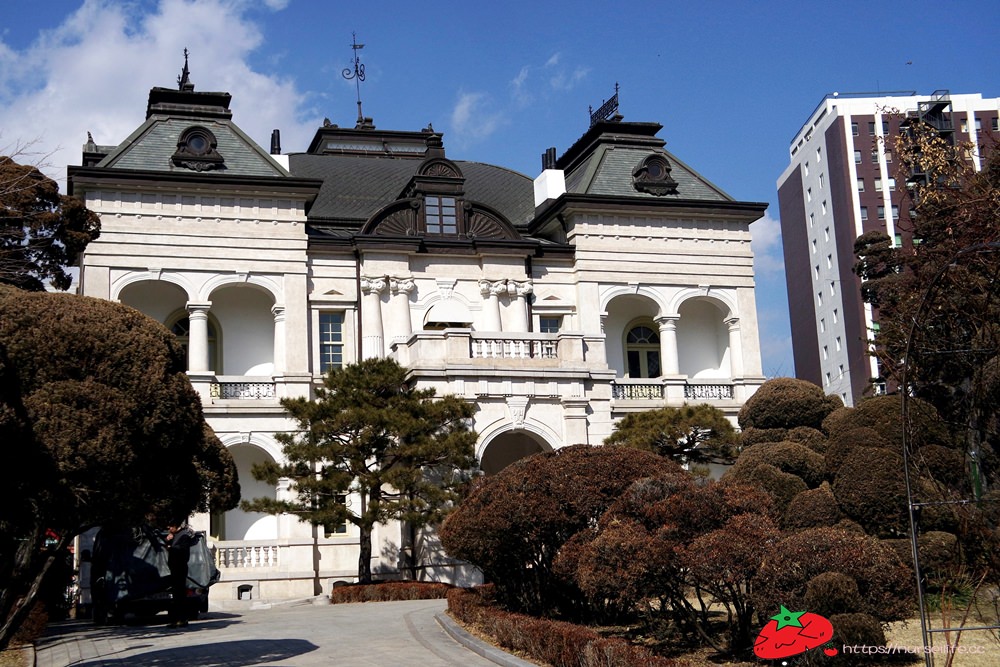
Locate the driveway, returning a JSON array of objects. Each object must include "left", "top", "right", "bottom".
[{"left": 34, "top": 599, "right": 534, "bottom": 667}]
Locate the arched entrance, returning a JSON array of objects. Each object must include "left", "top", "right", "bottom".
[
  {"left": 480, "top": 431, "right": 547, "bottom": 475},
  {"left": 216, "top": 443, "right": 278, "bottom": 541}
]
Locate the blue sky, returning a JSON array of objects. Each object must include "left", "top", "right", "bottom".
[{"left": 2, "top": 0, "right": 997, "bottom": 377}]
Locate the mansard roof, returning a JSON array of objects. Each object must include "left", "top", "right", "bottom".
[
  {"left": 289, "top": 153, "right": 534, "bottom": 228},
  {"left": 557, "top": 119, "right": 734, "bottom": 202},
  {"left": 89, "top": 84, "right": 289, "bottom": 178}
]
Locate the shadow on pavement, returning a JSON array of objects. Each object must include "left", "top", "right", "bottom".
[{"left": 69, "top": 638, "right": 319, "bottom": 667}]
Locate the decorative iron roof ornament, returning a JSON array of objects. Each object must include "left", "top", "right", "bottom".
[
  {"left": 342, "top": 32, "right": 373, "bottom": 129},
  {"left": 177, "top": 48, "right": 194, "bottom": 92},
  {"left": 589, "top": 83, "right": 620, "bottom": 127}
]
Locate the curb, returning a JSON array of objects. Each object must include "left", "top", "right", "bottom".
[{"left": 434, "top": 612, "right": 537, "bottom": 667}]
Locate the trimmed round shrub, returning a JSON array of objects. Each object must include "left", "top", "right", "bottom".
[
  {"left": 729, "top": 440, "right": 826, "bottom": 488},
  {"left": 752, "top": 527, "right": 913, "bottom": 623},
  {"left": 833, "top": 447, "right": 908, "bottom": 537},
  {"left": 824, "top": 427, "right": 888, "bottom": 479},
  {"left": 738, "top": 378, "right": 843, "bottom": 431},
  {"left": 833, "top": 518, "right": 866, "bottom": 534},
  {"left": 739, "top": 427, "right": 788, "bottom": 448},
  {"left": 917, "top": 531, "right": 959, "bottom": 579},
  {"left": 915, "top": 444, "right": 967, "bottom": 491},
  {"left": 829, "top": 613, "right": 886, "bottom": 651},
  {"left": 803, "top": 571, "right": 863, "bottom": 616},
  {"left": 782, "top": 483, "right": 843, "bottom": 530},
  {"left": 736, "top": 463, "right": 808, "bottom": 509},
  {"left": 440, "top": 444, "right": 683, "bottom": 615},
  {"left": 787, "top": 426, "right": 828, "bottom": 453},
  {"left": 822, "top": 395, "right": 954, "bottom": 452},
  {"left": 913, "top": 478, "right": 960, "bottom": 533}
]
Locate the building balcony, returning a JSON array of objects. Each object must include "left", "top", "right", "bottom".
[
  {"left": 611, "top": 378, "right": 736, "bottom": 404},
  {"left": 392, "top": 329, "right": 592, "bottom": 370}
]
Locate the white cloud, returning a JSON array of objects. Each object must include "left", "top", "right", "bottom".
[
  {"left": 751, "top": 212, "right": 784, "bottom": 277},
  {"left": 510, "top": 65, "right": 531, "bottom": 107},
  {"left": 0, "top": 0, "right": 316, "bottom": 189},
  {"left": 449, "top": 91, "right": 504, "bottom": 147},
  {"left": 544, "top": 53, "right": 561, "bottom": 68}
]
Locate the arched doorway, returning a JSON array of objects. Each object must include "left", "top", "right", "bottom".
[
  {"left": 480, "top": 431, "right": 547, "bottom": 475},
  {"left": 216, "top": 443, "right": 278, "bottom": 541}
]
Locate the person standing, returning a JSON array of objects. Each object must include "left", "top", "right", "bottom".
[{"left": 164, "top": 522, "right": 195, "bottom": 628}]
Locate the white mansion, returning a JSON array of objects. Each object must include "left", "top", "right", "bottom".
[{"left": 68, "top": 74, "right": 768, "bottom": 600}]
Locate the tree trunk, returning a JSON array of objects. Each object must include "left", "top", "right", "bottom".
[
  {"left": 0, "top": 529, "right": 67, "bottom": 651},
  {"left": 356, "top": 486, "right": 381, "bottom": 584}
]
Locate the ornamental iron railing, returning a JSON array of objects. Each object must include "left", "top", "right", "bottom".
[{"left": 210, "top": 382, "right": 276, "bottom": 400}]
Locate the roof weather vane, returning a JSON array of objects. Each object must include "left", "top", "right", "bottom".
[
  {"left": 342, "top": 32, "right": 367, "bottom": 127},
  {"left": 177, "top": 48, "right": 194, "bottom": 91}
]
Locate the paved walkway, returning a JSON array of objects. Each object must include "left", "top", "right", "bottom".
[{"left": 34, "top": 599, "right": 536, "bottom": 667}]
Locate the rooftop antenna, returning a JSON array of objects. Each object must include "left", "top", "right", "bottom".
[
  {"left": 177, "top": 48, "right": 194, "bottom": 91},
  {"left": 342, "top": 32, "right": 368, "bottom": 128}
]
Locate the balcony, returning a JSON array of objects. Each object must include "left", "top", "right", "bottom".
[
  {"left": 210, "top": 380, "right": 276, "bottom": 400},
  {"left": 392, "top": 329, "right": 588, "bottom": 369},
  {"left": 611, "top": 379, "right": 735, "bottom": 402}
]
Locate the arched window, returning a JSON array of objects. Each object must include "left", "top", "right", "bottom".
[
  {"left": 626, "top": 324, "right": 661, "bottom": 378},
  {"left": 168, "top": 312, "right": 220, "bottom": 372}
]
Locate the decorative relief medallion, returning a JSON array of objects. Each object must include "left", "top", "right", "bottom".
[
  {"left": 632, "top": 153, "right": 678, "bottom": 196},
  {"left": 172, "top": 126, "right": 225, "bottom": 171}
]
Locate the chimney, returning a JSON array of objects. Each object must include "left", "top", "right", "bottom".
[
  {"left": 270, "top": 129, "right": 281, "bottom": 155},
  {"left": 533, "top": 146, "right": 566, "bottom": 207}
]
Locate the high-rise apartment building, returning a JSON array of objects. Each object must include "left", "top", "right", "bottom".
[{"left": 777, "top": 91, "right": 1000, "bottom": 406}]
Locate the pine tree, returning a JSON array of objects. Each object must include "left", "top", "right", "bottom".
[{"left": 243, "top": 358, "right": 477, "bottom": 583}]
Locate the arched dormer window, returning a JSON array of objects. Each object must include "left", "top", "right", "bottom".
[
  {"left": 168, "top": 311, "right": 221, "bottom": 372},
  {"left": 625, "top": 323, "right": 661, "bottom": 378}
]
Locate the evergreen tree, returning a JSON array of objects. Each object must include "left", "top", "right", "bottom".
[
  {"left": 604, "top": 403, "right": 740, "bottom": 466},
  {"left": 0, "top": 287, "right": 238, "bottom": 650},
  {"left": 1, "top": 154, "right": 100, "bottom": 291},
  {"left": 243, "top": 358, "right": 477, "bottom": 583}
]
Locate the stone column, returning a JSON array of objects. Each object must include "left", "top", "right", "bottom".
[
  {"left": 360, "top": 276, "right": 387, "bottom": 359},
  {"left": 655, "top": 315, "right": 680, "bottom": 375},
  {"left": 186, "top": 301, "right": 212, "bottom": 373},
  {"left": 508, "top": 280, "right": 533, "bottom": 332},
  {"left": 479, "top": 279, "right": 504, "bottom": 331},
  {"left": 271, "top": 304, "right": 286, "bottom": 375},
  {"left": 726, "top": 317, "right": 744, "bottom": 378},
  {"left": 389, "top": 278, "right": 415, "bottom": 342}
]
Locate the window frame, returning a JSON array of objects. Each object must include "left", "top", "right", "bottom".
[{"left": 318, "top": 311, "right": 345, "bottom": 374}]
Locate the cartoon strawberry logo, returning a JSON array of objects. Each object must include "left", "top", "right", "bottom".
[{"left": 754, "top": 605, "right": 836, "bottom": 660}]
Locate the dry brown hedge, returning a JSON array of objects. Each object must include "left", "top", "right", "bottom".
[
  {"left": 446, "top": 587, "right": 688, "bottom": 667},
  {"left": 329, "top": 581, "right": 453, "bottom": 604}
]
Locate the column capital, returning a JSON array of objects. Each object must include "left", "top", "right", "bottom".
[
  {"left": 510, "top": 280, "right": 533, "bottom": 297},
  {"left": 390, "top": 277, "right": 416, "bottom": 295},
  {"left": 186, "top": 300, "right": 212, "bottom": 313},
  {"left": 480, "top": 279, "right": 507, "bottom": 297},
  {"left": 271, "top": 304, "right": 286, "bottom": 318},
  {"left": 654, "top": 314, "right": 680, "bottom": 329},
  {"left": 725, "top": 316, "right": 741, "bottom": 330},
  {"left": 361, "top": 276, "right": 387, "bottom": 295}
]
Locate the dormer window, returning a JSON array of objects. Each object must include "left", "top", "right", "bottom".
[
  {"left": 172, "top": 125, "right": 224, "bottom": 171},
  {"left": 425, "top": 196, "right": 458, "bottom": 235}
]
